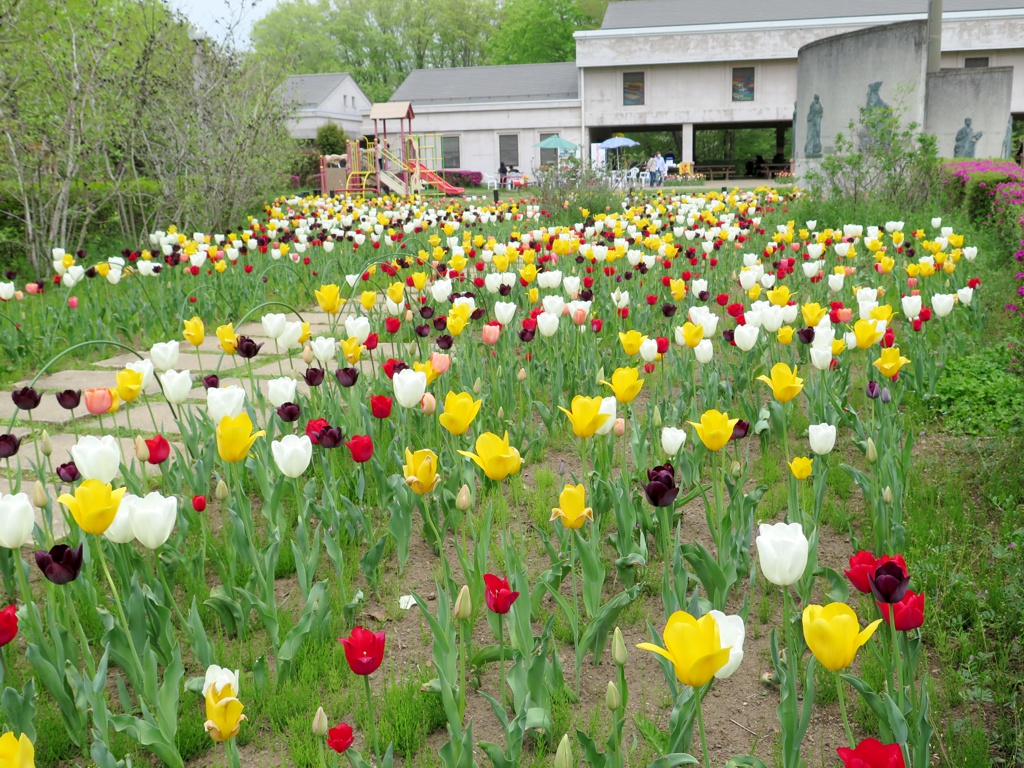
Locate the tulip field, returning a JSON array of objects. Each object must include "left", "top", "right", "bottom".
[{"left": 0, "top": 186, "right": 1021, "bottom": 768}]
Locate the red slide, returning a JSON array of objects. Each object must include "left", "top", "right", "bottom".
[{"left": 411, "top": 162, "right": 464, "bottom": 195}]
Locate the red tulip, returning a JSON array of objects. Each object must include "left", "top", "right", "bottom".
[
  {"left": 145, "top": 434, "right": 171, "bottom": 465},
  {"left": 0, "top": 605, "right": 18, "bottom": 646},
  {"left": 364, "top": 333, "right": 379, "bottom": 350},
  {"left": 339, "top": 626, "right": 386, "bottom": 676},
  {"left": 483, "top": 573, "right": 519, "bottom": 615},
  {"left": 837, "top": 738, "right": 906, "bottom": 768},
  {"left": 305, "top": 418, "right": 330, "bottom": 445},
  {"left": 878, "top": 590, "right": 925, "bottom": 632},
  {"left": 344, "top": 435, "right": 373, "bottom": 463},
  {"left": 370, "top": 395, "right": 392, "bottom": 419},
  {"left": 844, "top": 551, "right": 906, "bottom": 594},
  {"left": 192, "top": 495, "right": 207, "bottom": 512},
  {"left": 385, "top": 317, "right": 401, "bottom": 334},
  {"left": 327, "top": 723, "right": 354, "bottom": 753}
]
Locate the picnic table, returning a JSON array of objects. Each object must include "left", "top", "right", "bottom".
[
  {"left": 696, "top": 164, "right": 734, "bottom": 180},
  {"left": 764, "top": 162, "right": 793, "bottom": 179}
]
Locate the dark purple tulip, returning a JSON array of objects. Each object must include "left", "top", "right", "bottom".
[
  {"left": 470, "top": 308, "right": 485, "bottom": 321},
  {"left": 3, "top": 270, "right": 15, "bottom": 280},
  {"left": 304, "top": 368, "right": 326, "bottom": 387},
  {"left": 722, "top": 329, "right": 735, "bottom": 344},
  {"left": 869, "top": 561, "right": 910, "bottom": 604},
  {"left": 0, "top": 433, "right": 21, "bottom": 459},
  {"left": 55, "top": 389, "right": 82, "bottom": 410},
  {"left": 643, "top": 462, "right": 679, "bottom": 507},
  {"left": 580, "top": 290, "right": 594, "bottom": 302},
  {"left": 661, "top": 303, "right": 677, "bottom": 318},
  {"left": 518, "top": 328, "right": 535, "bottom": 343},
  {"left": 866, "top": 381, "right": 881, "bottom": 399},
  {"left": 203, "top": 374, "right": 220, "bottom": 390},
  {"left": 277, "top": 402, "right": 301, "bottom": 422},
  {"left": 35, "top": 543, "right": 84, "bottom": 585},
  {"left": 335, "top": 368, "right": 359, "bottom": 387},
  {"left": 731, "top": 420, "right": 750, "bottom": 440},
  {"left": 498, "top": 284, "right": 512, "bottom": 297},
  {"left": 623, "top": 271, "right": 633, "bottom": 281},
  {"left": 797, "top": 327, "right": 815, "bottom": 344},
  {"left": 415, "top": 324, "right": 431, "bottom": 338},
  {"left": 235, "top": 336, "right": 263, "bottom": 359},
  {"left": 432, "top": 316, "right": 447, "bottom": 331},
  {"left": 318, "top": 426, "right": 344, "bottom": 449},
  {"left": 880, "top": 387, "right": 892, "bottom": 404},
  {"left": 11, "top": 387, "right": 42, "bottom": 410},
  {"left": 698, "top": 291, "right": 710, "bottom": 302},
  {"left": 435, "top": 334, "right": 453, "bottom": 350},
  {"left": 85, "top": 266, "right": 98, "bottom": 279},
  {"left": 419, "top": 306, "right": 435, "bottom": 319},
  {"left": 56, "top": 461, "right": 80, "bottom": 483}
]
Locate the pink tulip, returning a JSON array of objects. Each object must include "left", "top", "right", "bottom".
[
  {"left": 68, "top": 297, "right": 79, "bottom": 309},
  {"left": 482, "top": 324, "right": 500, "bottom": 345},
  {"left": 420, "top": 393, "right": 436, "bottom": 415},
  {"left": 907, "top": 278, "right": 918, "bottom": 288},
  {"left": 430, "top": 352, "right": 451, "bottom": 374},
  {"left": 837, "top": 308, "right": 853, "bottom": 323},
  {"left": 25, "top": 283, "right": 39, "bottom": 295}
]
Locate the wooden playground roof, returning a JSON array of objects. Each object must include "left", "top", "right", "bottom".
[{"left": 370, "top": 102, "right": 414, "bottom": 120}]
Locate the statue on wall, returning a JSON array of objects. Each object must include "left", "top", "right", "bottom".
[
  {"left": 954, "top": 118, "right": 983, "bottom": 158},
  {"left": 792, "top": 101, "right": 797, "bottom": 159},
  {"left": 804, "top": 95, "right": 823, "bottom": 158},
  {"left": 866, "top": 81, "right": 889, "bottom": 110},
  {"left": 1002, "top": 115, "right": 1014, "bottom": 159}
]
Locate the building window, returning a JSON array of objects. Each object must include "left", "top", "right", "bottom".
[
  {"left": 965, "top": 57, "right": 989, "bottom": 68},
  {"left": 539, "top": 133, "right": 558, "bottom": 167},
  {"left": 623, "top": 72, "right": 645, "bottom": 106},
  {"left": 499, "top": 134, "right": 519, "bottom": 168},
  {"left": 343, "top": 95, "right": 348, "bottom": 108},
  {"left": 442, "top": 135, "right": 461, "bottom": 169},
  {"left": 732, "top": 67, "right": 755, "bottom": 101}
]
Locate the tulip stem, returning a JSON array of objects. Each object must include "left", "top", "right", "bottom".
[
  {"left": 570, "top": 535, "right": 581, "bottom": 696},
  {"left": 224, "top": 738, "right": 241, "bottom": 768},
  {"left": 836, "top": 673, "right": 854, "bottom": 748},
  {"left": 96, "top": 537, "right": 146, "bottom": 695},
  {"left": 890, "top": 615, "right": 905, "bottom": 713},
  {"left": 458, "top": 618, "right": 468, "bottom": 723},
  {"left": 499, "top": 613, "right": 508, "bottom": 716},
  {"left": 363, "top": 673, "right": 380, "bottom": 763},
  {"left": 695, "top": 688, "right": 709, "bottom": 768}
]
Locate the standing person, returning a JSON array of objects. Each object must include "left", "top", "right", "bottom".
[
  {"left": 655, "top": 152, "right": 668, "bottom": 187},
  {"left": 645, "top": 154, "right": 658, "bottom": 186}
]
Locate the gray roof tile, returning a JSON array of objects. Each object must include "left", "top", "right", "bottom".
[
  {"left": 281, "top": 73, "right": 350, "bottom": 108},
  {"left": 390, "top": 62, "right": 578, "bottom": 105}
]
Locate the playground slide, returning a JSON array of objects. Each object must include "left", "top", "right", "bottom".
[
  {"left": 409, "top": 162, "right": 464, "bottom": 195},
  {"left": 377, "top": 169, "right": 408, "bottom": 195}
]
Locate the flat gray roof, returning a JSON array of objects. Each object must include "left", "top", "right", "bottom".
[
  {"left": 600, "top": 0, "right": 1024, "bottom": 30},
  {"left": 389, "top": 62, "right": 579, "bottom": 105},
  {"left": 281, "top": 73, "right": 350, "bottom": 108}
]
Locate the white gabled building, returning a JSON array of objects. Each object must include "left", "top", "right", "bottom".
[{"left": 281, "top": 73, "right": 372, "bottom": 141}]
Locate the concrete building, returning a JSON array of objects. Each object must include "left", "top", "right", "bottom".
[{"left": 281, "top": 73, "right": 372, "bottom": 141}]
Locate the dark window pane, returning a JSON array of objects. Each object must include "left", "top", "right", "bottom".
[
  {"left": 965, "top": 57, "right": 989, "bottom": 68},
  {"left": 499, "top": 134, "right": 519, "bottom": 167},
  {"left": 539, "top": 133, "right": 557, "bottom": 166},
  {"left": 443, "top": 135, "right": 460, "bottom": 169}
]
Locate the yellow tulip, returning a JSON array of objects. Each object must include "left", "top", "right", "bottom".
[
  {"left": 637, "top": 611, "right": 732, "bottom": 687},
  {"left": 386, "top": 282, "right": 405, "bottom": 305},
  {"left": 58, "top": 479, "right": 126, "bottom": 535},
  {"left": 831, "top": 338, "right": 847, "bottom": 356},
  {"left": 216, "top": 413, "right": 265, "bottom": 464},
  {"left": 204, "top": 685, "right": 246, "bottom": 742},
  {"left": 0, "top": 731, "right": 34, "bottom": 766},
  {"left": 869, "top": 304, "right": 894, "bottom": 324},
  {"left": 216, "top": 324, "right": 238, "bottom": 355},
  {"left": 404, "top": 448, "right": 440, "bottom": 495},
  {"left": 853, "top": 318, "right": 884, "bottom": 349},
  {"left": 299, "top": 321, "right": 311, "bottom": 344},
  {"left": 559, "top": 395, "right": 609, "bottom": 438},
  {"left": 413, "top": 360, "right": 441, "bottom": 385},
  {"left": 315, "top": 284, "right": 343, "bottom": 314},
  {"left": 360, "top": 291, "right": 376, "bottom": 311},
  {"left": 801, "top": 302, "right": 827, "bottom": 327},
  {"left": 550, "top": 483, "right": 593, "bottom": 530},
  {"left": 688, "top": 409, "right": 739, "bottom": 452},
  {"left": 669, "top": 278, "right": 687, "bottom": 302},
  {"left": 802, "top": 603, "right": 882, "bottom": 671},
  {"left": 757, "top": 363, "right": 804, "bottom": 403},
  {"left": 600, "top": 367, "right": 644, "bottom": 404},
  {"left": 873, "top": 347, "right": 910, "bottom": 379},
  {"left": 449, "top": 253, "right": 468, "bottom": 272},
  {"left": 438, "top": 392, "right": 482, "bottom": 435},
  {"left": 340, "top": 337, "right": 364, "bottom": 365},
  {"left": 788, "top": 456, "right": 813, "bottom": 480},
  {"left": 411, "top": 272, "right": 428, "bottom": 291},
  {"left": 679, "top": 322, "right": 703, "bottom": 348},
  {"left": 777, "top": 325, "right": 794, "bottom": 345},
  {"left": 183, "top": 317, "right": 205, "bottom": 347},
  {"left": 458, "top": 431, "right": 523, "bottom": 482},
  {"left": 115, "top": 368, "right": 143, "bottom": 403},
  {"left": 107, "top": 388, "right": 121, "bottom": 413},
  {"left": 518, "top": 263, "right": 538, "bottom": 283},
  {"left": 618, "top": 330, "right": 648, "bottom": 356},
  {"left": 766, "top": 285, "right": 793, "bottom": 307}
]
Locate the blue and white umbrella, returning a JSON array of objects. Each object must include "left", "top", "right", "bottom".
[{"left": 598, "top": 136, "right": 640, "bottom": 149}]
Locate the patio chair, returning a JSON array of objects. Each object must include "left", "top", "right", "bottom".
[{"left": 482, "top": 173, "right": 499, "bottom": 191}]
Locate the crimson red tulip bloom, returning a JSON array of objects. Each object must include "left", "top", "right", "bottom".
[
  {"left": 370, "top": 395, "right": 392, "bottom": 419},
  {"left": 844, "top": 551, "right": 907, "bottom": 594},
  {"left": 483, "top": 573, "right": 519, "bottom": 615},
  {"left": 305, "top": 418, "right": 330, "bottom": 445},
  {"left": 327, "top": 723, "right": 354, "bottom": 753},
  {"left": 0, "top": 605, "right": 18, "bottom": 646},
  {"left": 145, "top": 434, "right": 171, "bottom": 465},
  {"left": 878, "top": 590, "right": 925, "bottom": 632},
  {"left": 385, "top": 317, "right": 401, "bottom": 334},
  {"left": 192, "top": 495, "right": 207, "bottom": 512},
  {"left": 837, "top": 738, "right": 906, "bottom": 768},
  {"left": 345, "top": 435, "right": 374, "bottom": 463},
  {"left": 339, "top": 626, "right": 385, "bottom": 676}
]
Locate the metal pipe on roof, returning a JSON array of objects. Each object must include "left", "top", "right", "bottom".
[{"left": 927, "top": 0, "right": 943, "bottom": 73}]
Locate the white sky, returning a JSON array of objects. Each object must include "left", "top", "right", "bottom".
[{"left": 169, "top": 0, "right": 280, "bottom": 44}]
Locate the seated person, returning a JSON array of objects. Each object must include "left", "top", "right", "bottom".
[
  {"left": 753, "top": 154, "right": 766, "bottom": 176},
  {"left": 498, "top": 162, "right": 508, "bottom": 185}
]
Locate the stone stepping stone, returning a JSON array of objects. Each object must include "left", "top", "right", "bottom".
[{"left": 110, "top": 402, "right": 182, "bottom": 436}]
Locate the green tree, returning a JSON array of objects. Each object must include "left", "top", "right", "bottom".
[
  {"left": 485, "top": 0, "right": 591, "bottom": 65},
  {"left": 316, "top": 123, "right": 348, "bottom": 155}
]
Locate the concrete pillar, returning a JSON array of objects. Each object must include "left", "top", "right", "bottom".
[{"left": 681, "top": 123, "right": 694, "bottom": 165}]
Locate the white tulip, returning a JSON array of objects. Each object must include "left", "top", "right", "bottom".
[
  {"left": 126, "top": 359, "right": 155, "bottom": 390},
  {"left": 271, "top": 434, "right": 313, "bottom": 478},
  {"left": 128, "top": 492, "right": 178, "bottom": 550},
  {"left": 755, "top": 522, "right": 809, "bottom": 586},
  {"left": 344, "top": 316, "right": 371, "bottom": 345},
  {"left": 709, "top": 610, "right": 746, "bottom": 679},
  {"left": 0, "top": 493, "right": 34, "bottom": 549},
  {"left": 393, "top": 368, "right": 427, "bottom": 409},
  {"left": 207, "top": 385, "right": 246, "bottom": 424},
  {"left": 611, "top": 290, "right": 629, "bottom": 309},
  {"left": 266, "top": 377, "right": 297, "bottom": 407},
  {"left": 261, "top": 313, "right": 287, "bottom": 339},
  {"left": 278, "top": 321, "right": 303, "bottom": 350},
  {"left": 562, "top": 276, "right": 581, "bottom": 296},
  {"left": 71, "top": 435, "right": 121, "bottom": 484},
  {"left": 104, "top": 494, "right": 138, "bottom": 543},
  {"left": 0, "top": 282, "right": 15, "bottom": 300},
  {"left": 595, "top": 396, "right": 617, "bottom": 436},
  {"left": 639, "top": 338, "right": 659, "bottom": 363},
  {"left": 62, "top": 265, "right": 85, "bottom": 288},
  {"left": 203, "top": 665, "right": 240, "bottom": 697},
  {"left": 760, "top": 306, "right": 784, "bottom": 333},
  {"left": 734, "top": 324, "right": 760, "bottom": 352},
  {"left": 932, "top": 294, "right": 955, "bottom": 318},
  {"left": 827, "top": 273, "right": 845, "bottom": 293},
  {"left": 150, "top": 340, "right": 180, "bottom": 371},
  {"left": 661, "top": 427, "right": 686, "bottom": 455},
  {"left": 694, "top": 339, "right": 714, "bottom": 364},
  {"left": 494, "top": 302, "right": 517, "bottom": 326},
  {"left": 310, "top": 336, "right": 337, "bottom": 368},
  {"left": 541, "top": 295, "right": 565, "bottom": 317},
  {"left": 159, "top": 370, "right": 192, "bottom": 405},
  {"left": 430, "top": 278, "right": 452, "bottom": 303},
  {"left": 901, "top": 295, "right": 922, "bottom": 319},
  {"left": 537, "top": 312, "right": 559, "bottom": 337},
  {"left": 956, "top": 287, "right": 973, "bottom": 306},
  {"left": 808, "top": 423, "right": 837, "bottom": 455}
]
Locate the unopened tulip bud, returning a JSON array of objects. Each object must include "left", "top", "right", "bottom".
[
  {"left": 497, "top": 406, "right": 504, "bottom": 420},
  {"left": 40, "top": 429, "right": 52, "bottom": 457},
  {"left": 472, "top": 377, "right": 482, "bottom": 394},
  {"left": 866, "top": 437, "right": 877, "bottom": 464},
  {"left": 312, "top": 706, "right": 329, "bottom": 736},
  {"left": 302, "top": 345, "right": 313, "bottom": 365},
  {"left": 135, "top": 435, "right": 150, "bottom": 463},
  {"left": 421, "top": 392, "right": 436, "bottom": 415},
  {"left": 32, "top": 480, "right": 48, "bottom": 509},
  {"left": 456, "top": 484, "right": 471, "bottom": 511},
  {"left": 606, "top": 681, "right": 621, "bottom": 711},
  {"left": 883, "top": 485, "right": 893, "bottom": 504},
  {"left": 613, "top": 417, "right": 625, "bottom": 437},
  {"left": 405, "top": 309, "right": 414, "bottom": 322},
  {"left": 731, "top": 460, "right": 743, "bottom": 478},
  {"left": 652, "top": 405, "right": 662, "bottom": 428},
  {"left": 215, "top": 479, "right": 229, "bottom": 501},
  {"left": 558, "top": 459, "right": 566, "bottom": 476},
  {"left": 612, "top": 627, "right": 628, "bottom": 666},
  {"left": 516, "top": 367, "right": 527, "bottom": 382},
  {"left": 555, "top": 734, "right": 573, "bottom": 768},
  {"left": 453, "top": 584, "right": 472, "bottom": 620}
]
